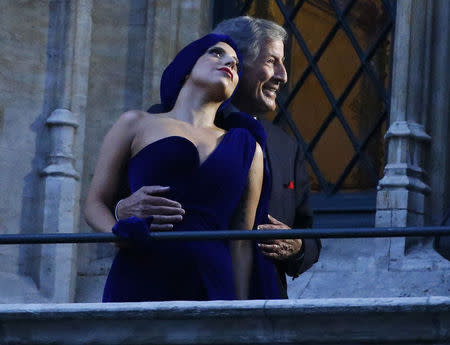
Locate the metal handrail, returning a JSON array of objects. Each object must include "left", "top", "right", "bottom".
[{"left": 1, "top": 226, "right": 449, "bottom": 245}]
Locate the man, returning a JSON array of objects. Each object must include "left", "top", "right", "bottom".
[
  {"left": 115, "top": 16, "right": 321, "bottom": 298},
  {"left": 213, "top": 17, "right": 321, "bottom": 296}
]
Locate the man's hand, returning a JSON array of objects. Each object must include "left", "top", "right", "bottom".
[
  {"left": 257, "top": 214, "right": 302, "bottom": 260},
  {"left": 116, "top": 186, "right": 184, "bottom": 231}
]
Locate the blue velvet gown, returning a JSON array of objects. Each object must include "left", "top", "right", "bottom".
[{"left": 103, "top": 120, "right": 281, "bottom": 301}]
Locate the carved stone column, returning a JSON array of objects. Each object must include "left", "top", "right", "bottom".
[
  {"left": 427, "top": 0, "right": 450, "bottom": 224},
  {"left": 40, "top": 109, "right": 79, "bottom": 301},
  {"left": 376, "top": 0, "right": 433, "bottom": 228},
  {"left": 39, "top": 0, "right": 93, "bottom": 302},
  {"left": 376, "top": 0, "right": 450, "bottom": 269}
]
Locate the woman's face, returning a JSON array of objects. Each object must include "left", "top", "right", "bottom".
[{"left": 188, "top": 42, "right": 240, "bottom": 100}]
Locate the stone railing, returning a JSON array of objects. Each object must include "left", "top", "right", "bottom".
[{"left": 0, "top": 297, "right": 449, "bottom": 344}]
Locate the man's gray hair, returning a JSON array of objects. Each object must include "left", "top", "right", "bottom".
[{"left": 212, "top": 16, "right": 287, "bottom": 66}]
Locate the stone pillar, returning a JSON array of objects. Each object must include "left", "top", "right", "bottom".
[
  {"left": 376, "top": 0, "right": 433, "bottom": 229},
  {"left": 40, "top": 109, "right": 79, "bottom": 302},
  {"left": 427, "top": 0, "right": 450, "bottom": 225},
  {"left": 376, "top": 1, "right": 450, "bottom": 268},
  {"left": 39, "top": 0, "right": 93, "bottom": 302}
]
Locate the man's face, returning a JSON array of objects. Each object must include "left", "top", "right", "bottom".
[{"left": 234, "top": 39, "right": 287, "bottom": 115}]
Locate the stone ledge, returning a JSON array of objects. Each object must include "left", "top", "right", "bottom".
[{"left": 0, "top": 297, "right": 449, "bottom": 344}]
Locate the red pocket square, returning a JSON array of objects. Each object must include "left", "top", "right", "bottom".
[{"left": 284, "top": 180, "right": 295, "bottom": 190}]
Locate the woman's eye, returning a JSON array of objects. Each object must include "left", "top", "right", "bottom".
[{"left": 209, "top": 48, "right": 223, "bottom": 57}]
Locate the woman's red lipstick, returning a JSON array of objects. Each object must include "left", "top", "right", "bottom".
[{"left": 219, "top": 67, "right": 233, "bottom": 81}]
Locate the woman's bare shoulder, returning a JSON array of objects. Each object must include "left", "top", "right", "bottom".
[
  {"left": 118, "top": 110, "right": 149, "bottom": 123},
  {"left": 116, "top": 110, "right": 168, "bottom": 128}
]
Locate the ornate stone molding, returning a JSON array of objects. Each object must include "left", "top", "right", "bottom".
[
  {"left": 384, "top": 121, "right": 431, "bottom": 142},
  {"left": 42, "top": 109, "right": 79, "bottom": 180},
  {"left": 378, "top": 121, "right": 431, "bottom": 194}
]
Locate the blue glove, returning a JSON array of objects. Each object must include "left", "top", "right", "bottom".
[{"left": 112, "top": 216, "right": 153, "bottom": 242}]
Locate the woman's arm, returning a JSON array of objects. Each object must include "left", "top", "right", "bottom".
[
  {"left": 229, "top": 142, "right": 264, "bottom": 299},
  {"left": 230, "top": 142, "right": 264, "bottom": 229},
  {"left": 84, "top": 111, "right": 141, "bottom": 233}
]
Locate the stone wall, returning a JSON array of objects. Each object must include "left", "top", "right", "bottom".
[{"left": 0, "top": 1, "right": 52, "bottom": 302}]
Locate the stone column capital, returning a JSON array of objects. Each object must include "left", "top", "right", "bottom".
[
  {"left": 384, "top": 121, "right": 431, "bottom": 142},
  {"left": 46, "top": 108, "right": 79, "bottom": 128},
  {"left": 42, "top": 108, "right": 79, "bottom": 180}
]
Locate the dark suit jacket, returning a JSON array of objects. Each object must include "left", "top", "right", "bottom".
[{"left": 260, "top": 119, "right": 321, "bottom": 296}]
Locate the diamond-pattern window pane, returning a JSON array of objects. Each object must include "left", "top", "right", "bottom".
[
  {"left": 295, "top": 2, "right": 337, "bottom": 55},
  {"left": 213, "top": 0, "right": 395, "bottom": 195},
  {"left": 344, "top": 72, "right": 386, "bottom": 136},
  {"left": 289, "top": 73, "right": 331, "bottom": 143},
  {"left": 317, "top": 28, "right": 360, "bottom": 99},
  {"left": 314, "top": 117, "right": 355, "bottom": 184}
]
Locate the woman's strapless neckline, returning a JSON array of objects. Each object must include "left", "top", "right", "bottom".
[{"left": 130, "top": 130, "right": 232, "bottom": 168}]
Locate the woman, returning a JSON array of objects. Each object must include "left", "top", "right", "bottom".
[{"left": 85, "top": 34, "right": 280, "bottom": 301}]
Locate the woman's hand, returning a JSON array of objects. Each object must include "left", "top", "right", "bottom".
[{"left": 116, "top": 186, "right": 185, "bottom": 231}]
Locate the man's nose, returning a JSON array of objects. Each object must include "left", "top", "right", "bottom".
[{"left": 274, "top": 63, "right": 288, "bottom": 84}]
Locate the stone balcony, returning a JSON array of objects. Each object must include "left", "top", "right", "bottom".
[{"left": 1, "top": 297, "right": 449, "bottom": 344}]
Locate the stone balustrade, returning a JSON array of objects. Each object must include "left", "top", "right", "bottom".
[{"left": 0, "top": 297, "right": 449, "bottom": 344}]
